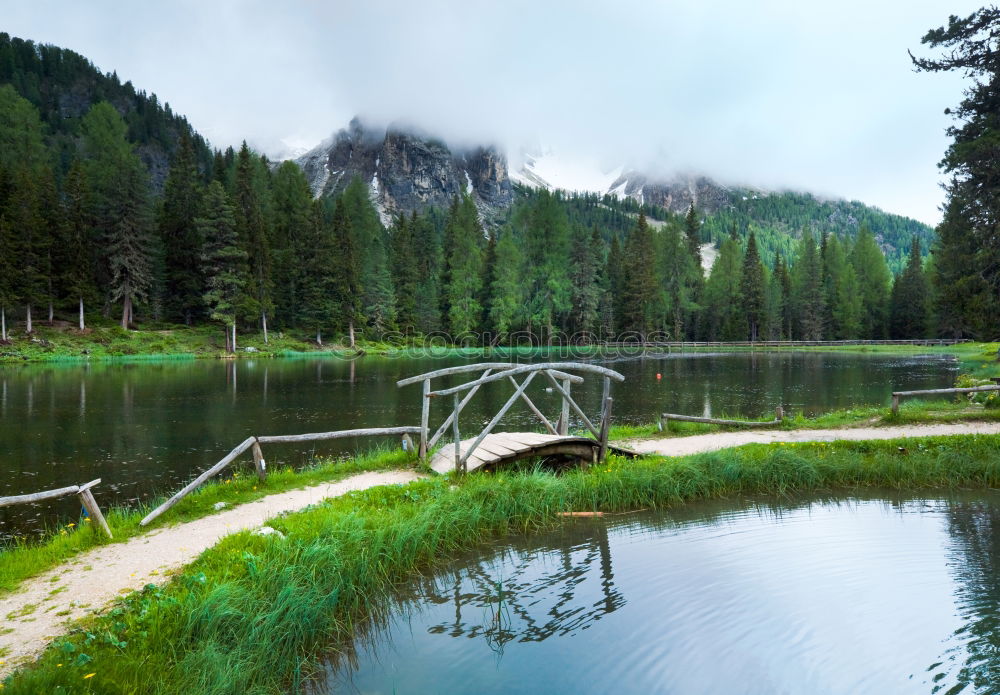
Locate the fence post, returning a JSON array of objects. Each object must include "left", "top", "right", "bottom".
[
  {"left": 558, "top": 378, "right": 571, "bottom": 435},
  {"left": 77, "top": 479, "right": 112, "bottom": 539},
  {"left": 891, "top": 394, "right": 900, "bottom": 416},
  {"left": 775, "top": 406, "right": 784, "bottom": 422},
  {"left": 251, "top": 438, "right": 267, "bottom": 481},
  {"left": 453, "top": 393, "right": 462, "bottom": 474},
  {"left": 420, "top": 378, "right": 430, "bottom": 460},
  {"left": 598, "top": 397, "right": 613, "bottom": 463}
]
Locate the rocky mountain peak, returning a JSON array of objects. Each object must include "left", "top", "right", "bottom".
[{"left": 294, "top": 119, "right": 513, "bottom": 224}]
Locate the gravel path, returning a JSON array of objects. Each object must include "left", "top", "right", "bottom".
[
  {"left": 626, "top": 422, "right": 1000, "bottom": 456},
  {"left": 0, "top": 469, "right": 423, "bottom": 678}
]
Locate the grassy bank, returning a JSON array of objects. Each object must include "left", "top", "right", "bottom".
[
  {"left": 0, "top": 449, "right": 416, "bottom": 597},
  {"left": 4, "top": 319, "right": 998, "bottom": 365},
  {"left": 5, "top": 434, "right": 1000, "bottom": 693},
  {"left": 609, "top": 398, "right": 1000, "bottom": 440}
]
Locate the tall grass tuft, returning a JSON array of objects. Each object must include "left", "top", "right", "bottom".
[{"left": 6, "top": 434, "right": 1000, "bottom": 693}]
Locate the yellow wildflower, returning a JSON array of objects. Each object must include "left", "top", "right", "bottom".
[
  {"left": 83, "top": 672, "right": 96, "bottom": 679},
  {"left": 67, "top": 523, "right": 76, "bottom": 528}
]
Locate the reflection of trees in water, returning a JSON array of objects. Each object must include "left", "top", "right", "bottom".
[
  {"left": 933, "top": 498, "right": 1000, "bottom": 693},
  {"left": 414, "top": 521, "right": 625, "bottom": 653}
]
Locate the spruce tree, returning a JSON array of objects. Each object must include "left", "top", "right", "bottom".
[
  {"left": 912, "top": 9, "right": 1000, "bottom": 337},
  {"left": 791, "top": 231, "right": 825, "bottom": 340},
  {"left": 159, "top": 132, "right": 204, "bottom": 324},
  {"left": 487, "top": 230, "right": 524, "bottom": 336},
  {"left": 341, "top": 177, "right": 395, "bottom": 335},
  {"left": 849, "top": 224, "right": 891, "bottom": 339},
  {"left": 198, "top": 181, "right": 245, "bottom": 352},
  {"left": 390, "top": 213, "right": 420, "bottom": 334},
  {"left": 298, "top": 202, "right": 337, "bottom": 345},
  {"left": 701, "top": 234, "right": 743, "bottom": 340},
  {"left": 739, "top": 231, "right": 766, "bottom": 341},
  {"left": 234, "top": 142, "right": 273, "bottom": 341},
  {"left": 518, "top": 190, "right": 572, "bottom": 341},
  {"left": 889, "top": 237, "right": 932, "bottom": 338},
  {"left": 61, "top": 161, "right": 95, "bottom": 330},
  {"left": 270, "top": 161, "right": 314, "bottom": 329},
  {"left": 443, "top": 194, "right": 484, "bottom": 336},
  {"left": 620, "top": 214, "right": 658, "bottom": 337},
  {"left": 330, "top": 200, "right": 363, "bottom": 347},
  {"left": 568, "top": 225, "right": 601, "bottom": 336},
  {"left": 607, "top": 234, "right": 625, "bottom": 334},
  {"left": 0, "top": 213, "right": 13, "bottom": 340},
  {"left": 684, "top": 203, "right": 703, "bottom": 264}
]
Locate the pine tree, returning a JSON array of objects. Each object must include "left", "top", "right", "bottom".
[
  {"left": 159, "top": 132, "right": 204, "bottom": 324},
  {"left": 330, "top": 200, "right": 363, "bottom": 347},
  {"left": 341, "top": 177, "right": 395, "bottom": 335},
  {"left": 487, "top": 230, "right": 524, "bottom": 336},
  {"left": 390, "top": 213, "right": 420, "bottom": 334},
  {"left": 410, "top": 210, "right": 444, "bottom": 333},
  {"left": 0, "top": 213, "right": 13, "bottom": 340},
  {"left": 443, "top": 194, "right": 484, "bottom": 336},
  {"left": 849, "top": 224, "right": 891, "bottom": 339},
  {"left": 568, "top": 225, "right": 601, "bottom": 336},
  {"left": 701, "top": 234, "right": 744, "bottom": 340},
  {"left": 298, "top": 202, "right": 337, "bottom": 345},
  {"left": 740, "top": 231, "right": 765, "bottom": 341},
  {"left": 61, "top": 161, "right": 95, "bottom": 330},
  {"left": 912, "top": 9, "right": 1000, "bottom": 337},
  {"left": 619, "top": 214, "right": 658, "bottom": 337},
  {"left": 518, "top": 190, "right": 572, "bottom": 341},
  {"left": 607, "top": 234, "right": 624, "bottom": 334},
  {"left": 889, "top": 237, "right": 932, "bottom": 338},
  {"left": 81, "top": 101, "right": 154, "bottom": 326},
  {"left": 270, "top": 161, "right": 314, "bottom": 329},
  {"left": 234, "top": 142, "right": 273, "bottom": 342},
  {"left": 106, "top": 160, "right": 154, "bottom": 329},
  {"left": 684, "top": 203, "right": 703, "bottom": 263},
  {"left": 198, "top": 181, "right": 245, "bottom": 352},
  {"left": 791, "top": 231, "right": 825, "bottom": 340}
]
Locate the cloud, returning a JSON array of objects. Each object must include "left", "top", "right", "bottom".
[{"left": 2, "top": 0, "right": 983, "bottom": 224}]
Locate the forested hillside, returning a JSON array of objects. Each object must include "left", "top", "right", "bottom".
[{"left": 0, "top": 34, "right": 941, "bottom": 348}]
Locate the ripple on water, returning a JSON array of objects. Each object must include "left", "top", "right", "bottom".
[{"left": 312, "top": 492, "right": 1000, "bottom": 695}]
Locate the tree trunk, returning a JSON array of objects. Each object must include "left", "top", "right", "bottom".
[
  {"left": 1, "top": 305, "right": 6, "bottom": 341},
  {"left": 232, "top": 323, "right": 237, "bottom": 353},
  {"left": 48, "top": 300, "right": 53, "bottom": 323},
  {"left": 223, "top": 324, "right": 230, "bottom": 353},
  {"left": 79, "top": 297, "right": 85, "bottom": 331},
  {"left": 316, "top": 330, "right": 322, "bottom": 346},
  {"left": 348, "top": 320, "right": 355, "bottom": 349},
  {"left": 25, "top": 304, "right": 32, "bottom": 334},
  {"left": 262, "top": 311, "right": 268, "bottom": 345},
  {"left": 121, "top": 296, "right": 131, "bottom": 330}
]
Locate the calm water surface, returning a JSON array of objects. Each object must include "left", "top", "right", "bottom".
[
  {"left": 313, "top": 492, "right": 1000, "bottom": 695},
  {"left": 0, "top": 352, "right": 956, "bottom": 535}
]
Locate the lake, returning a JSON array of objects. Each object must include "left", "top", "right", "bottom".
[
  {"left": 311, "top": 491, "right": 1000, "bottom": 694},
  {"left": 0, "top": 351, "right": 957, "bottom": 536}
]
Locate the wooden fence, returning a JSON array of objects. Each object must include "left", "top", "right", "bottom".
[
  {"left": 0, "top": 479, "right": 113, "bottom": 538},
  {"left": 139, "top": 426, "right": 422, "bottom": 527},
  {"left": 891, "top": 385, "right": 1000, "bottom": 415},
  {"left": 660, "top": 407, "right": 784, "bottom": 428}
]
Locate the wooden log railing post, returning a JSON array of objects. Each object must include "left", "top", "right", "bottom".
[
  {"left": 598, "top": 397, "right": 613, "bottom": 463},
  {"left": 558, "top": 378, "right": 571, "bottom": 435},
  {"left": 420, "top": 378, "right": 430, "bottom": 460},
  {"left": 891, "top": 394, "right": 901, "bottom": 415},
  {"left": 428, "top": 369, "right": 495, "bottom": 451},
  {"left": 542, "top": 371, "right": 600, "bottom": 438},
  {"left": 459, "top": 371, "right": 539, "bottom": 470},
  {"left": 507, "top": 375, "right": 558, "bottom": 435},
  {"left": 77, "top": 479, "right": 112, "bottom": 539},
  {"left": 453, "top": 393, "right": 462, "bottom": 474},
  {"left": 251, "top": 438, "right": 267, "bottom": 481}
]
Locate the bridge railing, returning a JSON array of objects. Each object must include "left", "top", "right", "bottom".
[{"left": 398, "top": 362, "right": 625, "bottom": 472}]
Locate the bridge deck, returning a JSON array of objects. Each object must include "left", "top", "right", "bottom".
[{"left": 429, "top": 432, "right": 631, "bottom": 474}]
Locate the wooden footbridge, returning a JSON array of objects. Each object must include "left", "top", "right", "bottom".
[{"left": 397, "top": 362, "right": 631, "bottom": 474}]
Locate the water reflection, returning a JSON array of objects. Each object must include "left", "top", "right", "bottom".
[
  {"left": 0, "top": 352, "right": 956, "bottom": 536},
  {"left": 415, "top": 521, "right": 624, "bottom": 652},
  {"left": 313, "top": 493, "right": 1000, "bottom": 695}
]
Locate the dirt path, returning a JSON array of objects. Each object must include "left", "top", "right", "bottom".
[
  {"left": 626, "top": 422, "right": 1000, "bottom": 456},
  {"left": 0, "top": 470, "right": 423, "bottom": 678}
]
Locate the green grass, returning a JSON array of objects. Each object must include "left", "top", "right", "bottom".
[
  {"left": 0, "top": 448, "right": 416, "bottom": 597},
  {"left": 5, "top": 433, "right": 1000, "bottom": 693}
]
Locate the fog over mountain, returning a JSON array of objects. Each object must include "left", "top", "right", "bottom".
[{"left": 2, "top": 0, "right": 985, "bottom": 225}]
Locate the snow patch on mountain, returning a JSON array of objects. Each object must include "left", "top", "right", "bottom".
[{"left": 511, "top": 148, "right": 623, "bottom": 195}]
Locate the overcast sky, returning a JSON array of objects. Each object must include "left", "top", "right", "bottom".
[{"left": 2, "top": 0, "right": 983, "bottom": 225}]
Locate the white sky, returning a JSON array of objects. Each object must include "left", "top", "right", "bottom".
[{"left": 2, "top": 0, "right": 982, "bottom": 225}]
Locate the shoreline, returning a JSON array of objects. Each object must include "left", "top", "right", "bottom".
[{"left": 5, "top": 430, "right": 1000, "bottom": 691}]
